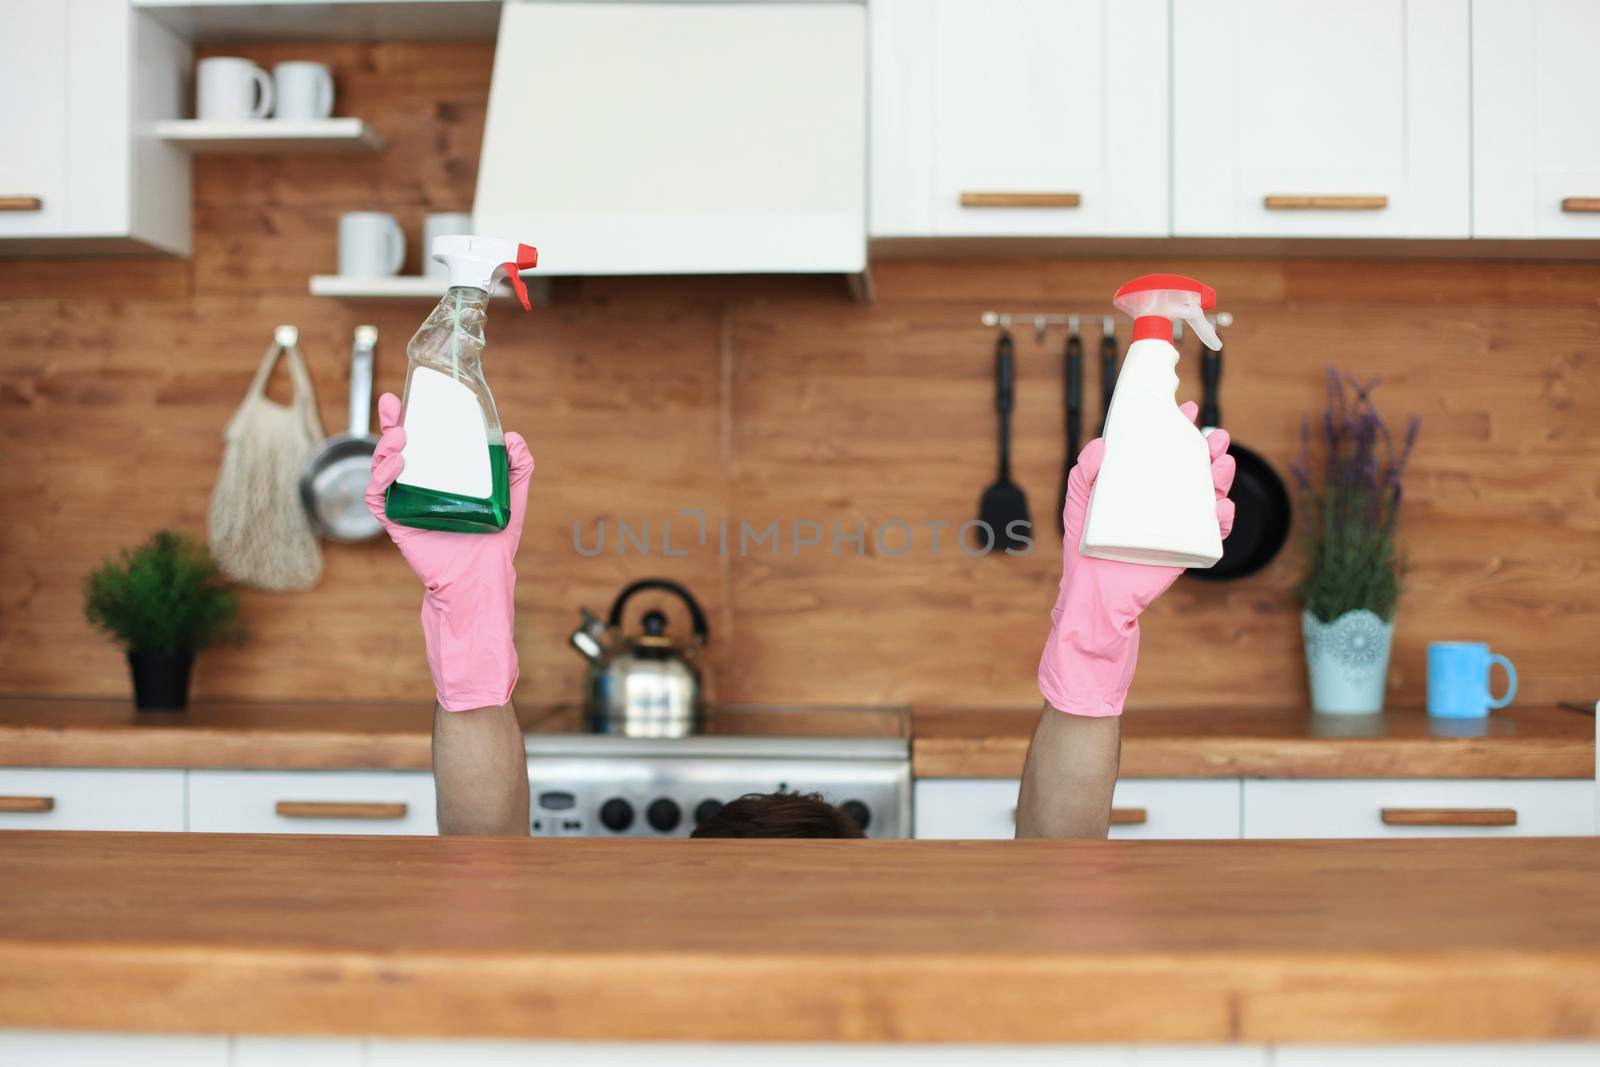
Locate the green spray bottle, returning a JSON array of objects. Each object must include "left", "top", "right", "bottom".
[{"left": 384, "top": 235, "right": 539, "bottom": 533}]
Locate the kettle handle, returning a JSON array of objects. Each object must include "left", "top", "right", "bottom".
[{"left": 606, "top": 578, "right": 709, "bottom": 646}]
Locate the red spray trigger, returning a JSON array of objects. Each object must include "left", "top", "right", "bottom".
[
  {"left": 504, "top": 245, "right": 537, "bottom": 310},
  {"left": 502, "top": 264, "right": 532, "bottom": 310}
]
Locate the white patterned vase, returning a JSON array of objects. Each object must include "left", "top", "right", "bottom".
[{"left": 1302, "top": 609, "right": 1395, "bottom": 714}]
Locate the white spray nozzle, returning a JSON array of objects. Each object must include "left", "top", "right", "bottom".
[
  {"left": 1185, "top": 310, "right": 1220, "bottom": 351},
  {"left": 430, "top": 234, "right": 540, "bottom": 310},
  {"left": 1112, "top": 273, "right": 1221, "bottom": 350}
]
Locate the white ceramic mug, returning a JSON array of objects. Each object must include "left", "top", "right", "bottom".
[
  {"left": 273, "top": 61, "right": 334, "bottom": 121},
  {"left": 197, "top": 57, "right": 274, "bottom": 121},
  {"left": 422, "top": 213, "right": 472, "bottom": 279},
  {"left": 338, "top": 212, "right": 405, "bottom": 277}
]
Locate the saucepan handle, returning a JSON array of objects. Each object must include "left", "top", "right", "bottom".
[{"left": 348, "top": 325, "right": 377, "bottom": 437}]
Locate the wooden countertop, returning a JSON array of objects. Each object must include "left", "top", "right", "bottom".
[
  {"left": 0, "top": 697, "right": 1591, "bottom": 778},
  {"left": 2, "top": 832, "right": 1598, "bottom": 1043},
  {"left": 0, "top": 698, "right": 486, "bottom": 771},
  {"left": 913, "top": 704, "right": 1597, "bottom": 779}
]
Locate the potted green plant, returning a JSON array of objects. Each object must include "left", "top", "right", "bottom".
[
  {"left": 84, "top": 531, "right": 243, "bottom": 710},
  {"left": 1292, "top": 372, "right": 1420, "bottom": 714}
]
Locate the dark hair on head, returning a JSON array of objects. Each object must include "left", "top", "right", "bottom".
[{"left": 689, "top": 791, "right": 866, "bottom": 839}]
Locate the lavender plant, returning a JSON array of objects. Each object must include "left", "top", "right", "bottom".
[{"left": 1291, "top": 371, "right": 1420, "bottom": 624}]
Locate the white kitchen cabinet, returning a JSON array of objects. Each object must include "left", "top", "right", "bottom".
[
  {"left": 0, "top": 1, "right": 71, "bottom": 236},
  {"left": 232, "top": 1036, "right": 365, "bottom": 1067},
  {"left": 133, "top": 0, "right": 504, "bottom": 43},
  {"left": 1172, "top": 0, "right": 1470, "bottom": 238},
  {"left": 1275, "top": 1045, "right": 1600, "bottom": 1066},
  {"left": 871, "top": 0, "right": 1169, "bottom": 238},
  {"left": 188, "top": 770, "right": 437, "bottom": 835},
  {"left": 0, "top": 0, "right": 190, "bottom": 254},
  {"left": 0, "top": 1031, "right": 226, "bottom": 1067},
  {"left": 0, "top": 768, "right": 185, "bottom": 831},
  {"left": 1242, "top": 779, "right": 1597, "bottom": 839},
  {"left": 1472, "top": 0, "right": 1600, "bottom": 238},
  {"left": 913, "top": 778, "right": 1242, "bottom": 839},
  {"left": 473, "top": 1, "right": 865, "bottom": 276}
]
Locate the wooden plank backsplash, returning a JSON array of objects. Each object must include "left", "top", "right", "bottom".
[{"left": 1, "top": 43, "right": 1596, "bottom": 711}]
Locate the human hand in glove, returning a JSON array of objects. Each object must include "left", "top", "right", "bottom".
[
  {"left": 1037, "top": 402, "right": 1236, "bottom": 717},
  {"left": 364, "top": 392, "right": 534, "bottom": 712}
]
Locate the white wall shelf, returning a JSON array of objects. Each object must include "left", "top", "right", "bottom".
[
  {"left": 155, "top": 118, "right": 383, "bottom": 154},
  {"left": 130, "top": 0, "right": 503, "bottom": 42},
  {"left": 309, "top": 275, "right": 547, "bottom": 304}
]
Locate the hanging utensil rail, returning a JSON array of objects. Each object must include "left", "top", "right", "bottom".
[{"left": 980, "top": 310, "right": 1235, "bottom": 344}]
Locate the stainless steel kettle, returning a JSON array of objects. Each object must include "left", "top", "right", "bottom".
[{"left": 569, "top": 578, "right": 708, "bottom": 737}]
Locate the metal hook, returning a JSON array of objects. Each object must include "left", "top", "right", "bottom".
[
  {"left": 1102, "top": 316, "right": 1115, "bottom": 338},
  {"left": 1067, "top": 314, "right": 1080, "bottom": 337},
  {"left": 1033, "top": 315, "right": 1048, "bottom": 345},
  {"left": 274, "top": 324, "right": 299, "bottom": 348}
]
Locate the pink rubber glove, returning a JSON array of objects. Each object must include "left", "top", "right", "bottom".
[
  {"left": 1038, "top": 402, "right": 1236, "bottom": 717},
  {"left": 364, "top": 393, "right": 534, "bottom": 712}
]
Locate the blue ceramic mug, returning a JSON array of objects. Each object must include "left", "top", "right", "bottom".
[{"left": 1427, "top": 642, "right": 1517, "bottom": 718}]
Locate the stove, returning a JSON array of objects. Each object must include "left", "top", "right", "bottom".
[{"left": 523, "top": 706, "right": 912, "bottom": 838}]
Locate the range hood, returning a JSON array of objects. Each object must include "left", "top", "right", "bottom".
[{"left": 473, "top": 1, "right": 866, "bottom": 278}]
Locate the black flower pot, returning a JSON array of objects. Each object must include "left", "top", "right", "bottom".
[{"left": 127, "top": 651, "right": 194, "bottom": 711}]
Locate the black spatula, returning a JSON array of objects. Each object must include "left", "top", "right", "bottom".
[
  {"left": 979, "top": 331, "right": 1031, "bottom": 553},
  {"left": 1056, "top": 327, "right": 1083, "bottom": 536}
]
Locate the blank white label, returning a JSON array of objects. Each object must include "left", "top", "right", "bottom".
[{"left": 396, "top": 366, "right": 491, "bottom": 498}]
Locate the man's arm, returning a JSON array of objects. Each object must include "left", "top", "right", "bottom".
[
  {"left": 1014, "top": 706, "right": 1120, "bottom": 838},
  {"left": 1022, "top": 414, "right": 1234, "bottom": 839},
  {"left": 363, "top": 390, "right": 537, "bottom": 839},
  {"left": 433, "top": 701, "right": 530, "bottom": 836}
]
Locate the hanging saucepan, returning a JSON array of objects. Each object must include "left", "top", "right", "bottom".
[
  {"left": 1188, "top": 339, "right": 1292, "bottom": 581},
  {"left": 299, "top": 325, "right": 383, "bottom": 543}
]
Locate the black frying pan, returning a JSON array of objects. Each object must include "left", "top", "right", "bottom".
[{"left": 1188, "top": 341, "right": 1291, "bottom": 581}]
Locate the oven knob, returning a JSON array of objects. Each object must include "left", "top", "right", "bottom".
[
  {"left": 693, "top": 799, "right": 724, "bottom": 827},
  {"left": 599, "top": 798, "right": 634, "bottom": 833},
  {"left": 647, "top": 798, "right": 682, "bottom": 833},
  {"left": 840, "top": 800, "right": 871, "bottom": 833}
]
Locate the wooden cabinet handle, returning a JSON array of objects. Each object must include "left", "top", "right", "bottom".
[
  {"left": 0, "top": 196, "right": 44, "bottom": 212},
  {"left": 0, "top": 795, "right": 55, "bottom": 814},
  {"left": 1264, "top": 194, "right": 1388, "bottom": 211},
  {"left": 1561, "top": 198, "right": 1600, "bottom": 213},
  {"left": 960, "top": 192, "right": 1081, "bottom": 209},
  {"left": 1380, "top": 807, "right": 1517, "bottom": 827},
  {"left": 275, "top": 801, "right": 407, "bottom": 820},
  {"left": 1011, "top": 806, "right": 1147, "bottom": 826}
]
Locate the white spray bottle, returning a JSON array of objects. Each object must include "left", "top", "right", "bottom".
[{"left": 1079, "top": 273, "right": 1224, "bottom": 569}]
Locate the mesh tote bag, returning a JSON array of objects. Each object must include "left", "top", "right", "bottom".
[{"left": 208, "top": 327, "right": 326, "bottom": 591}]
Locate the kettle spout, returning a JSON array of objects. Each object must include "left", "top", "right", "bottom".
[
  {"left": 569, "top": 628, "right": 603, "bottom": 662},
  {"left": 569, "top": 607, "right": 606, "bottom": 661}
]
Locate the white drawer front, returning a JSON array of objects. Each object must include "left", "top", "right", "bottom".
[
  {"left": 0, "top": 768, "right": 185, "bottom": 831},
  {"left": 1103, "top": 779, "right": 1241, "bottom": 840},
  {"left": 188, "top": 771, "right": 437, "bottom": 835},
  {"left": 914, "top": 779, "right": 1017, "bottom": 839},
  {"left": 914, "top": 778, "right": 1241, "bottom": 840},
  {"left": 1243, "top": 779, "right": 1597, "bottom": 839},
  {"left": 233, "top": 1037, "right": 364, "bottom": 1067},
  {"left": 0, "top": 1031, "right": 226, "bottom": 1067}
]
